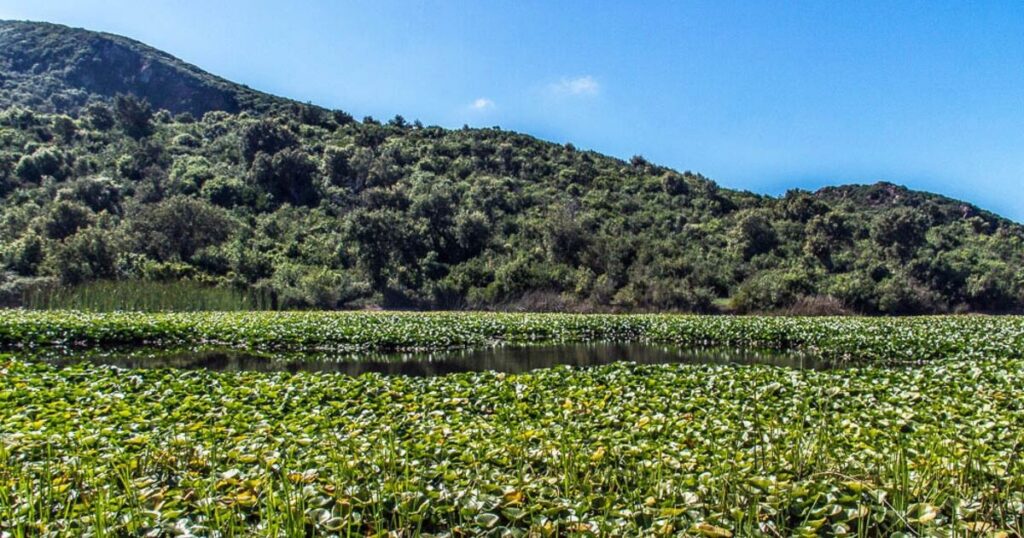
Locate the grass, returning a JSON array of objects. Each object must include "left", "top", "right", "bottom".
[
  {"left": 20, "top": 280, "right": 273, "bottom": 312},
  {"left": 1, "top": 313, "right": 1023, "bottom": 535}
]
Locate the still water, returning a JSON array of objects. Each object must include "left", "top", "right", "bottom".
[{"left": 42, "top": 342, "right": 832, "bottom": 376}]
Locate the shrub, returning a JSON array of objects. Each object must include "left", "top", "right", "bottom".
[
  {"left": 730, "top": 211, "right": 778, "bottom": 260},
  {"left": 44, "top": 201, "right": 94, "bottom": 240},
  {"left": 240, "top": 119, "right": 297, "bottom": 164},
  {"left": 56, "top": 176, "right": 121, "bottom": 214},
  {"left": 132, "top": 196, "right": 235, "bottom": 261},
  {"left": 876, "top": 272, "right": 944, "bottom": 314},
  {"left": 43, "top": 227, "right": 119, "bottom": 284},
  {"left": 15, "top": 146, "right": 66, "bottom": 182},
  {"left": 732, "top": 268, "right": 813, "bottom": 312},
  {"left": 113, "top": 94, "right": 153, "bottom": 139}
]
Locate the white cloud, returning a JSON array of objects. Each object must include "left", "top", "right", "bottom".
[
  {"left": 549, "top": 75, "right": 600, "bottom": 96},
  {"left": 470, "top": 97, "right": 495, "bottom": 110}
]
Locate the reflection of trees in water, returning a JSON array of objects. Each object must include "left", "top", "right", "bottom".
[{"left": 41, "top": 342, "right": 832, "bottom": 376}]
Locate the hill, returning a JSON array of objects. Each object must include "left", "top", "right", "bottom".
[
  {"left": 1, "top": 20, "right": 1022, "bottom": 313},
  {"left": 0, "top": 20, "right": 293, "bottom": 115}
]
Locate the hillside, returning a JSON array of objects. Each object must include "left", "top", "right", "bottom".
[
  {"left": 1, "top": 21, "right": 1022, "bottom": 313},
  {"left": 0, "top": 20, "right": 293, "bottom": 115}
]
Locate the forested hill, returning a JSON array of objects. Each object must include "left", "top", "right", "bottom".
[
  {"left": 0, "top": 20, "right": 294, "bottom": 116},
  {"left": 1, "top": 21, "right": 1022, "bottom": 313}
]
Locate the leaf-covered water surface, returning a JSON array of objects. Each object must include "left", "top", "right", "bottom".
[{"left": 1, "top": 313, "right": 1023, "bottom": 536}]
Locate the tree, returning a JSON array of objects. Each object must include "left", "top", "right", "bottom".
[
  {"left": 113, "top": 94, "right": 154, "bottom": 139},
  {"left": 803, "top": 212, "right": 851, "bottom": 266},
  {"left": 345, "top": 208, "right": 421, "bottom": 288},
  {"left": 132, "top": 196, "right": 235, "bottom": 261},
  {"left": 543, "top": 206, "right": 591, "bottom": 266},
  {"left": 57, "top": 176, "right": 122, "bottom": 214},
  {"left": 15, "top": 146, "right": 66, "bottom": 182},
  {"left": 629, "top": 155, "right": 651, "bottom": 169},
  {"left": 44, "top": 227, "right": 118, "bottom": 284},
  {"left": 6, "top": 232, "right": 44, "bottom": 276},
  {"left": 84, "top": 102, "right": 115, "bottom": 130},
  {"left": 730, "top": 212, "right": 778, "bottom": 261},
  {"left": 201, "top": 176, "right": 248, "bottom": 208},
  {"left": 322, "top": 146, "right": 352, "bottom": 187},
  {"left": 876, "top": 272, "right": 943, "bottom": 314},
  {"left": 661, "top": 171, "right": 690, "bottom": 196},
  {"left": 454, "top": 210, "right": 491, "bottom": 260},
  {"left": 872, "top": 207, "right": 930, "bottom": 260},
  {"left": 248, "top": 148, "right": 320, "bottom": 207},
  {"left": 240, "top": 119, "right": 298, "bottom": 164},
  {"left": 388, "top": 114, "right": 408, "bottom": 128},
  {"left": 51, "top": 115, "right": 77, "bottom": 142},
  {"left": 44, "top": 201, "right": 94, "bottom": 240},
  {"left": 780, "top": 190, "right": 827, "bottom": 222}
]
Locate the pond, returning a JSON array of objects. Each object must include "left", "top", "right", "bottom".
[{"left": 35, "top": 342, "right": 834, "bottom": 376}]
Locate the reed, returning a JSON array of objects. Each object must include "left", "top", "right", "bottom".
[{"left": 20, "top": 280, "right": 272, "bottom": 312}]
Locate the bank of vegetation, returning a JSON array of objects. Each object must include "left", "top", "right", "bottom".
[{"left": 2, "top": 22, "right": 1023, "bottom": 314}]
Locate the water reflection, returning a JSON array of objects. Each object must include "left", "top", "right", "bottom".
[{"left": 40, "top": 342, "right": 834, "bottom": 376}]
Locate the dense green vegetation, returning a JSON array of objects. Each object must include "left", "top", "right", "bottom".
[
  {"left": 1, "top": 21, "right": 1023, "bottom": 314},
  {"left": 21, "top": 280, "right": 271, "bottom": 312},
  {"left": 2, "top": 314, "right": 1023, "bottom": 535},
  {"left": 0, "top": 21, "right": 287, "bottom": 116}
]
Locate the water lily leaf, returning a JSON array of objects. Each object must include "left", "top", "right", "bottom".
[{"left": 475, "top": 512, "right": 500, "bottom": 528}]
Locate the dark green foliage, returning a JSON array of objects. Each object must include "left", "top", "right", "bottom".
[
  {"left": 0, "top": 21, "right": 293, "bottom": 116},
  {"left": 15, "top": 146, "right": 67, "bottom": 182},
  {"left": 22, "top": 280, "right": 270, "bottom": 311},
  {"left": 0, "top": 104, "right": 1018, "bottom": 313},
  {"left": 113, "top": 93, "right": 153, "bottom": 139},
  {"left": 130, "top": 196, "right": 234, "bottom": 261},
  {"left": 44, "top": 201, "right": 93, "bottom": 240},
  {"left": 872, "top": 207, "right": 930, "bottom": 259},
  {"left": 247, "top": 147, "right": 319, "bottom": 207},
  {"left": 240, "top": 120, "right": 298, "bottom": 164},
  {"left": 44, "top": 227, "right": 119, "bottom": 284},
  {"left": 57, "top": 176, "right": 121, "bottom": 214},
  {"left": 84, "top": 102, "right": 115, "bottom": 130},
  {"left": 0, "top": 21, "right": 1022, "bottom": 312},
  {"left": 5, "top": 231, "right": 44, "bottom": 275},
  {"left": 730, "top": 211, "right": 779, "bottom": 260}
]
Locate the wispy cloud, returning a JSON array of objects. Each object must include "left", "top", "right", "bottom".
[
  {"left": 549, "top": 75, "right": 600, "bottom": 96},
  {"left": 469, "top": 97, "right": 495, "bottom": 110}
]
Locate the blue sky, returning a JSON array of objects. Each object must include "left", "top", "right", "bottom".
[{"left": 2, "top": 1, "right": 1023, "bottom": 221}]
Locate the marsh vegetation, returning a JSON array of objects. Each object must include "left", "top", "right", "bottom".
[{"left": 1, "top": 312, "right": 1022, "bottom": 536}]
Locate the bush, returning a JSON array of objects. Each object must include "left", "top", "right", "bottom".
[
  {"left": 43, "top": 227, "right": 119, "bottom": 284},
  {"left": 730, "top": 211, "right": 778, "bottom": 260},
  {"left": 84, "top": 102, "right": 116, "bottom": 130},
  {"left": 824, "top": 271, "right": 877, "bottom": 312},
  {"left": 4, "top": 232, "right": 45, "bottom": 276},
  {"left": 248, "top": 148, "right": 320, "bottom": 207},
  {"left": 15, "top": 146, "right": 66, "bottom": 182},
  {"left": 56, "top": 176, "right": 121, "bottom": 214},
  {"left": 732, "top": 268, "right": 813, "bottom": 312},
  {"left": 266, "top": 264, "right": 367, "bottom": 309},
  {"left": 132, "top": 196, "right": 235, "bottom": 261},
  {"left": 201, "top": 176, "right": 248, "bottom": 208},
  {"left": 872, "top": 208, "right": 930, "bottom": 259},
  {"left": 44, "top": 201, "right": 94, "bottom": 240},
  {"left": 786, "top": 295, "right": 851, "bottom": 316},
  {"left": 876, "top": 273, "right": 944, "bottom": 314},
  {"left": 240, "top": 119, "right": 297, "bottom": 164},
  {"left": 114, "top": 94, "right": 153, "bottom": 139}
]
